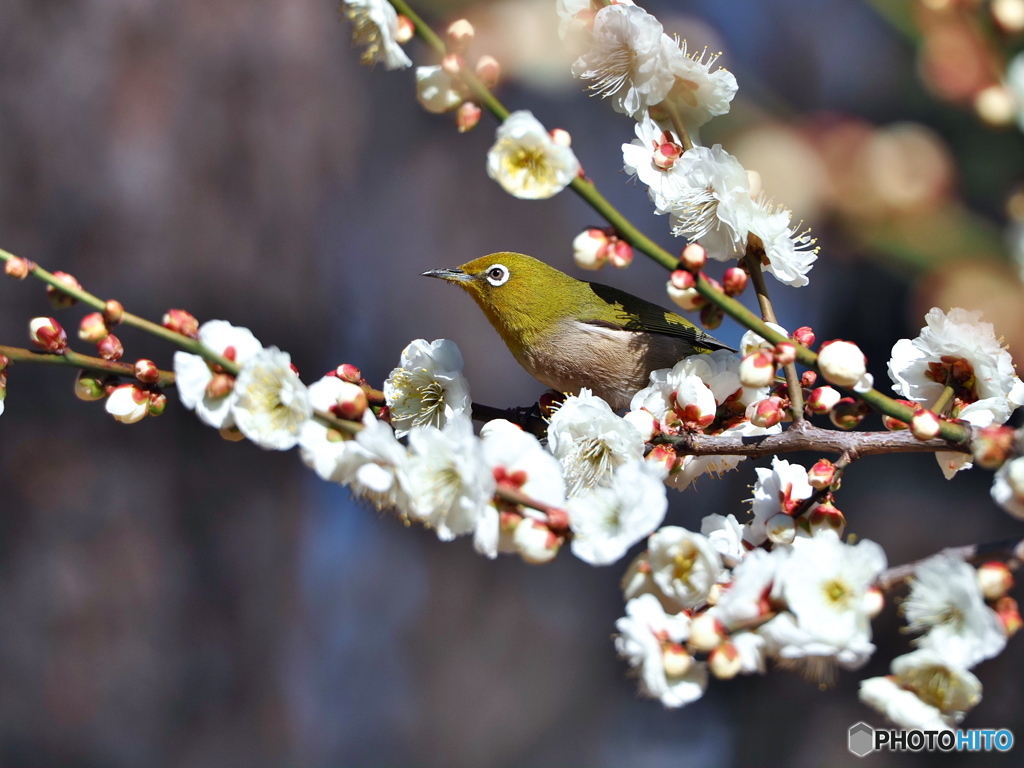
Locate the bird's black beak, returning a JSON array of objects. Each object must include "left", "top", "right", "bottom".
[{"left": 422, "top": 268, "right": 472, "bottom": 283}]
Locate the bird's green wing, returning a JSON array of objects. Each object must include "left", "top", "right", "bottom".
[{"left": 583, "top": 281, "right": 735, "bottom": 353}]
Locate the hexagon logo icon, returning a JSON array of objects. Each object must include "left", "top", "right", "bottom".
[{"left": 849, "top": 722, "right": 875, "bottom": 757}]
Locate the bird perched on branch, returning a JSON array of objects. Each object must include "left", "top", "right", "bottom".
[{"left": 423, "top": 252, "right": 732, "bottom": 410}]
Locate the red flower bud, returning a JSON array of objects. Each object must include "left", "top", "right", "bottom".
[
  {"left": 29, "top": 317, "right": 68, "bottom": 353},
  {"left": 162, "top": 309, "right": 199, "bottom": 338},
  {"left": 792, "top": 326, "right": 815, "bottom": 348},
  {"left": 46, "top": 271, "right": 81, "bottom": 309},
  {"left": 96, "top": 333, "right": 124, "bottom": 361},
  {"left": 722, "top": 266, "right": 748, "bottom": 296}
]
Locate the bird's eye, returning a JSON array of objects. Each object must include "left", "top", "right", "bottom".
[{"left": 485, "top": 264, "right": 510, "bottom": 287}]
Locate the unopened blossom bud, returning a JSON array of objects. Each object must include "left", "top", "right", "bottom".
[
  {"left": 624, "top": 408, "right": 658, "bottom": 442},
  {"left": 977, "top": 561, "right": 1014, "bottom": 601},
  {"left": 96, "top": 333, "right": 124, "bottom": 361},
  {"left": 0, "top": 354, "right": 8, "bottom": 372},
  {"left": 134, "top": 359, "right": 160, "bottom": 384},
  {"left": 910, "top": 409, "right": 941, "bottom": 441},
  {"left": 975, "top": 84, "right": 1015, "bottom": 127},
  {"left": 74, "top": 371, "right": 106, "bottom": 401},
  {"left": 456, "top": 101, "right": 482, "bottom": 133},
  {"left": 607, "top": 238, "right": 633, "bottom": 269},
  {"left": 162, "top": 309, "right": 199, "bottom": 338},
  {"left": 808, "top": 500, "right": 846, "bottom": 537},
  {"left": 206, "top": 372, "right": 235, "bottom": 400},
  {"left": 862, "top": 586, "right": 885, "bottom": 619},
  {"left": 393, "top": 13, "right": 415, "bottom": 42},
  {"left": 332, "top": 380, "right": 369, "bottom": 421},
  {"left": 514, "top": 519, "right": 561, "bottom": 564},
  {"left": 739, "top": 350, "right": 776, "bottom": 388},
  {"left": 774, "top": 341, "right": 797, "bottom": 366},
  {"left": 750, "top": 396, "right": 785, "bottom": 428},
  {"left": 688, "top": 612, "right": 724, "bottom": 652},
  {"left": 700, "top": 304, "right": 723, "bottom": 330},
  {"left": 103, "top": 299, "right": 124, "bottom": 325},
  {"left": 335, "top": 363, "right": 362, "bottom": 383},
  {"left": 662, "top": 643, "right": 693, "bottom": 678},
  {"left": 807, "top": 459, "right": 836, "bottom": 489},
  {"left": 708, "top": 642, "right": 742, "bottom": 680},
  {"left": 4, "top": 256, "right": 32, "bottom": 279},
  {"left": 445, "top": 19, "right": 474, "bottom": 52},
  {"left": 972, "top": 425, "right": 1017, "bottom": 470},
  {"left": 792, "top": 326, "right": 815, "bottom": 348},
  {"left": 679, "top": 243, "right": 707, "bottom": 272},
  {"left": 766, "top": 512, "right": 796, "bottom": 545},
  {"left": 105, "top": 383, "right": 149, "bottom": 424},
  {"left": 46, "top": 271, "right": 81, "bottom": 309},
  {"left": 549, "top": 128, "right": 572, "bottom": 148},
  {"left": 882, "top": 399, "right": 921, "bottom": 430},
  {"left": 29, "top": 317, "right": 68, "bottom": 353},
  {"left": 78, "top": 312, "right": 109, "bottom": 343},
  {"left": 722, "top": 266, "right": 748, "bottom": 296},
  {"left": 996, "top": 596, "right": 1022, "bottom": 637},
  {"left": 441, "top": 53, "right": 463, "bottom": 76},
  {"left": 817, "top": 340, "right": 867, "bottom": 388},
  {"left": 830, "top": 398, "right": 866, "bottom": 430},
  {"left": 572, "top": 228, "right": 609, "bottom": 270},
  {"left": 993, "top": 0, "right": 1024, "bottom": 32},
  {"left": 652, "top": 139, "right": 682, "bottom": 170},
  {"left": 669, "top": 269, "right": 695, "bottom": 291},
  {"left": 801, "top": 370, "right": 817, "bottom": 387},
  {"left": 475, "top": 55, "right": 501, "bottom": 89},
  {"left": 646, "top": 443, "right": 678, "bottom": 474},
  {"left": 667, "top": 279, "right": 703, "bottom": 311},
  {"left": 147, "top": 391, "right": 168, "bottom": 417}
]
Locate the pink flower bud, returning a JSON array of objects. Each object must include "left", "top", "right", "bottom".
[
  {"left": 807, "top": 459, "right": 836, "bottom": 489},
  {"left": 862, "top": 586, "right": 885, "bottom": 619},
  {"left": 514, "top": 518, "right": 561, "bottom": 564},
  {"left": 996, "top": 596, "right": 1022, "bottom": 637},
  {"left": 572, "top": 229, "right": 609, "bottom": 270},
  {"left": 708, "top": 642, "right": 742, "bottom": 680},
  {"left": 805, "top": 385, "right": 841, "bottom": 415},
  {"left": 96, "top": 333, "right": 124, "bottom": 361},
  {"left": 766, "top": 512, "right": 796, "bottom": 544},
  {"left": 162, "top": 309, "right": 199, "bottom": 338},
  {"left": 206, "top": 372, "right": 235, "bottom": 400},
  {"left": 607, "top": 239, "right": 633, "bottom": 269},
  {"left": 75, "top": 371, "right": 106, "bottom": 401},
  {"left": 475, "top": 55, "right": 501, "bottom": 88},
  {"left": 4, "top": 256, "right": 33, "bottom": 279},
  {"left": 830, "top": 397, "right": 866, "bottom": 430},
  {"left": 978, "top": 561, "right": 1014, "bottom": 601},
  {"left": 335, "top": 363, "right": 362, "bottom": 383},
  {"left": 331, "top": 381, "right": 369, "bottom": 421},
  {"left": 134, "top": 359, "right": 160, "bottom": 384},
  {"left": 749, "top": 396, "right": 784, "bottom": 428},
  {"left": 679, "top": 242, "right": 707, "bottom": 272},
  {"left": 722, "top": 266, "right": 748, "bottom": 296},
  {"left": 739, "top": 350, "right": 776, "bottom": 388},
  {"left": 667, "top": 282, "right": 703, "bottom": 310},
  {"left": 395, "top": 13, "right": 415, "bottom": 43},
  {"left": 882, "top": 399, "right": 921, "bottom": 431},
  {"left": 646, "top": 443, "right": 678, "bottom": 474},
  {"left": 446, "top": 19, "right": 475, "bottom": 52},
  {"left": 801, "top": 370, "right": 817, "bottom": 387},
  {"left": 0, "top": 353, "right": 9, "bottom": 372},
  {"left": 105, "top": 383, "right": 149, "bottom": 424},
  {"left": 817, "top": 340, "right": 867, "bottom": 388},
  {"left": 774, "top": 341, "right": 797, "bottom": 366},
  {"left": 624, "top": 409, "right": 658, "bottom": 441},
  {"left": 147, "top": 391, "right": 168, "bottom": 417},
  {"left": 544, "top": 506, "right": 570, "bottom": 533},
  {"left": 700, "top": 304, "right": 723, "bottom": 330},
  {"left": 103, "top": 299, "right": 124, "bottom": 325},
  {"left": 669, "top": 269, "right": 695, "bottom": 291},
  {"left": 652, "top": 143, "right": 682, "bottom": 172},
  {"left": 78, "top": 312, "right": 109, "bottom": 343},
  {"left": 29, "top": 317, "right": 67, "bottom": 353},
  {"left": 972, "top": 425, "right": 1017, "bottom": 470},
  {"left": 456, "top": 101, "right": 482, "bottom": 133},
  {"left": 441, "top": 53, "right": 463, "bottom": 76},
  {"left": 46, "top": 271, "right": 81, "bottom": 309},
  {"left": 688, "top": 612, "right": 724, "bottom": 652},
  {"left": 661, "top": 643, "right": 693, "bottom": 678},
  {"left": 792, "top": 326, "right": 815, "bottom": 348},
  {"left": 910, "top": 409, "right": 941, "bottom": 441},
  {"left": 808, "top": 500, "right": 846, "bottom": 537}
]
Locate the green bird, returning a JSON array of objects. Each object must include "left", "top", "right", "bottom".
[{"left": 423, "top": 252, "right": 733, "bottom": 410}]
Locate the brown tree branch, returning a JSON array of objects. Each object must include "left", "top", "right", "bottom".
[{"left": 877, "top": 536, "right": 1024, "bottom": 591}]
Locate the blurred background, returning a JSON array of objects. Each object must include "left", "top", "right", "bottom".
[{"left": 1, "top": 0, "right": 1024, "bottom": 765}]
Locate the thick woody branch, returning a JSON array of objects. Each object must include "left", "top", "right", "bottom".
[{"left": 877, "top": 536, "right": 1024, "bottom": 591}]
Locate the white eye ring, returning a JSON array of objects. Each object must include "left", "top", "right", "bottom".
[{"left": 485, "top": 263, "right": 510, "bottom": 287}]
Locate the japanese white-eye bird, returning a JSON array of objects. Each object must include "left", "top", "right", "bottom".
[{"left": 423, "top": 252, "right": 733, "bottom": 410}]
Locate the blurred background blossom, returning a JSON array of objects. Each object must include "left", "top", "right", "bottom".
[{"left": 1, "top": 0, "right": 1024, "bottom": 765}]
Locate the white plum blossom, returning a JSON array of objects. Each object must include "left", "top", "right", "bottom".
[
  {"left": 903, "top": 556, "right": 1006, "bottom": 668},
  {"left": 337, "top": 410, "right": 410, "bottom": 512},
  {"left": 231, "top": 347, "right": 312, "bottom": 451},
  {"left": 383, "top": 338, "right": 471, "bottom": 438},
  {"left": 415, "top": 66, "right": 462, "bottom": 114},
  {"left": 486, "top": 111, "right": 581, "bottom": 200},
  {"left": 174, "top": 320, "right": 263, "bottom": 429},
  {"left": 622, "top": 113, "right": 689, "bottom": 213},
  {"left": 747, "top": 201, "right": 818, "bottom": 288},
  {"left": 571, "top": 4, "right": 675, "bottom": 118},
  {"left": 700, "top": 513, "right": 745, "bottom": 565},
  {"left": 715, "top": 548, "right": 781, "bottom": 628},
  {"left": 992, "top": 456, "right": 1024, "bottom": 519},
  {"left": 547, "top": 388, "right": 645, "bottom": 497},
  {"left": 661, "top": 40, "right": 738, "bottom": 138},
  {"left": 766, "top": 531, "right": 886, "bottom": 671},
  {"left": 745, "top": 457, "right": 815, "bottom": 546},
  {"left": 647, "top": 526, "right": 723, "bottom": 609},
  {"left": 342, "top": 0, "right": 412, "bottom": 70},
  {"left": 299, "top": 376, "right": 358, "bottom": 482},
  {"left": 478, "top": 421, "right": 566, "bottom": 559},
  {"left": 739, "top": 322, "right": 789, "bottom": 357},
  {"left": 888, "top": 307, "right": 1024, "bottom": 478},
  {"left": 615, "top": 594, "right": 708, "bottom": 708},
  {"left": 860, "top": 649, "right": 982, "bottom": 730},
  {"left": 403, "top": 421, "right": 495, "bottom": 541},
  {"left": 106, "top": 383, "right": 150, "bottom": 424},
  {"left": 569, "top": 459, "right": 668, "bottom": 566}
]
